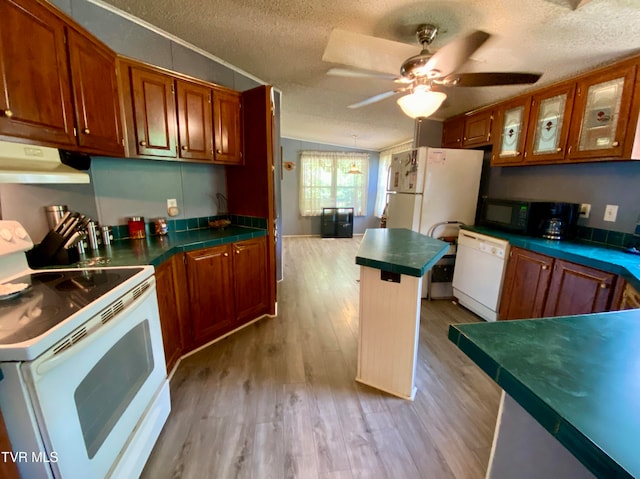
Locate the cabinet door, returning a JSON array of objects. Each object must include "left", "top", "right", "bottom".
[
  {"left": 67, "top": 28, "right": 124, "bottom": 155},
  {"left": 462, "top": 109, "right": 493, "bottom": 147},
  {"left": 492, "top": 97, "right": 531, "bottom": 165},
  {"left": 176, "top": 79, "right": 213, "bottom": 161},
  {"left": 524, "top": 83, "right": 575, "bottom": 163},
  {"left": 567, "top": 64, "right": 636, "bottom": 161},
  {"left": 186, "top": 245, "right": 235, "bottom": 346},
  {"left": 499, "top": 247, "right": 553, "bottom": 320},
  {"left": 213, "top": 89, "right": 243, "bottom": 164},
  {"left": 543, "top": 259, "right": 617, "bottom": 317},
  {"left": 0, "top": 408, "right": 20, "bottom": 479},
  {"left": 130, "top": 66, "right": 177, "bottom": 158},
  {"left": 155, "top": 258, "right": 183, "bottom": 372},
  {"left": 619, "top": 282, "right": 640, "bottom": 310},
  {"left": 233, "top": 237, "right": 268, "bottom": 323},
  {"left": 0, "top": 0, "right": 75, "bottom": 146},
  {"left": 441, "top": 116, "right": 464, "bottom": 148}
]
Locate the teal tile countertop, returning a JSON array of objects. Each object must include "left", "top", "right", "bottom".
[
  {"left": 463, "top": 225, "right": 640, "bottom": 291},
  {"left": 71, "top": 226, "right": 267, "bottom": 268},
  {"left": 449, "top": 310, "right": 640, "bottom": 479},
  {"left": 355, "top": 228, "right": 449, "bottom": 277}
]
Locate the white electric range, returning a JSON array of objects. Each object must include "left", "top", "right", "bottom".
[{"left": 0, "top": 220, "right": 170, "bottom": 478}]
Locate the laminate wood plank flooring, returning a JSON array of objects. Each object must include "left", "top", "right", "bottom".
[{"left": 142, "top": 236, "right": 501, "bottom": 479}]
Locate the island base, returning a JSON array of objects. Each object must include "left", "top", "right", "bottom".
[
  {"left": 356, "top": 265, "right": 421, "bottom": 400},
  {"left": 487, "top": 392, "right": 595, "bottom": 479}
]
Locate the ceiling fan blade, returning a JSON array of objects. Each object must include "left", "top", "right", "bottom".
[
  {"left": 348, "top": 90, "right": 402, "bottom": 109},
  {"left": 326, "top": 67, "right": 399, "bottom": 81},
  {"left": 440, "top": 72, "right": 542, "bottom": 87},
  {"left": 424, "top": 30, "right": 490, "bottom": 77},
  {"left": 323, "top": 28, "right": 418, "bottom": 76}
]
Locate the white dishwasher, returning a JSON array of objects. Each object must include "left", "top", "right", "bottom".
[{"left": 452, "top": 230, "right": 510, "bottom": 321}]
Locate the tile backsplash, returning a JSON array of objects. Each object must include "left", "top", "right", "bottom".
[{"left": 111, "top": 214, "right": 267, "bottom": 240}]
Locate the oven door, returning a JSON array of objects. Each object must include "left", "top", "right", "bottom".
[{"left": 21, "top": 281, "right": 166, "bottom": 479}]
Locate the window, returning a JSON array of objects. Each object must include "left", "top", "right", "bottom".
[
  {"left": 299, "top": 151, "right": 369, "bottom": 216},
  {"left": 374, "top": 141, "right": 413, "bottom": 217}
]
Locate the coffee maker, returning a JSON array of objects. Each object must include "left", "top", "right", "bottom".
[{"left": 531, "top": 202, "right": 580, "bottom": 240}]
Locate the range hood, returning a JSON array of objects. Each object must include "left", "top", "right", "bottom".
[{"left": 0, "top": 140, "right": 90, "bottom": 184}]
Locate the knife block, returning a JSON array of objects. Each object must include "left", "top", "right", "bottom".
[{"left": 26, "top": 230, "right": 79, "bottom": 268}]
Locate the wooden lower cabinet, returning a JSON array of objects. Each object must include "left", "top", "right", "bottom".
[
  {"left": 499, "top": 247, "right": 553, "bottom": 320},
  {"left": 500, "top": 246, "right": 619, "bottom": 320},
  {"left": 0, "top": 409, "right": 20, "bottom": 479},
  {"left": 154, "top": 256, "right": 184, "bottom": 372},
  {"left": 185, "top": 237, "right": 268, "bottom": 349},
  {"left": 619, "top": 282, "right": 640, "bottom": 310},
  {"left": 543, "top": 258, "right": 617, "bottom": 317}
]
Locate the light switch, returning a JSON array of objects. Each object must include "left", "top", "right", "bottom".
[{"left": 604, "top": 204, "right": 618, "bottom": 222}]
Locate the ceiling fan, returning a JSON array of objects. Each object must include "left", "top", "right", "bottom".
[{"left": 323, "top": 24, "right": 542, "bottom": 115}]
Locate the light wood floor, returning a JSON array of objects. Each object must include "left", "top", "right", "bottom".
[{"left": 141, "top": 236, "right": 501, "bottom": 479}]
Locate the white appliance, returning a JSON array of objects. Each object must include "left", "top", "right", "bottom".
[
  {"left": 385, "top": 147, "right": 484, "bottom": 298},
  {"left": 0, "top": 220, "right": 170, "bottom": 478},
  {"left": 452, "top": 230, "right": 510, "bottom": 321},
  {"left": 385, "top": 147, "right": 483, "bottom": 239}
]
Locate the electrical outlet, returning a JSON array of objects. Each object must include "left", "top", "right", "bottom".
[
  {"left": 579, "top": 203, "right": 591, "bottom": 219},
  {"left": 167, "top": 198, "right": 177, "bottom": 208},
  {"left": 604, "top": 204, "right": 618, "bottom": 222}
]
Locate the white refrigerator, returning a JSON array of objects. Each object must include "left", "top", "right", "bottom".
[{"left": 385, "top": 147, "right": 483, "bottom": 239}]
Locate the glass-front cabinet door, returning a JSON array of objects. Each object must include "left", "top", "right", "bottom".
[
  {"left": 491, "top": 97, "right": 530, "bottom": 165},
  {"left": 567, "top": 64, "right": 637, "bottom": 161},
  {"left": 524, "top": 83, "right": 575, "bottom": 163}
]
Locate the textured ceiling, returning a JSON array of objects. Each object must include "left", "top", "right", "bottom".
[{"left": 97, "top": 0, "right": 640, "bottom": 150}]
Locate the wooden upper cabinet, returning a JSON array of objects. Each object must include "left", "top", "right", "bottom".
[
  {"left": 67, "top": 28, "right": 124, "bottom": 156},
  {"left": 523, "top": 82, "right": 576, "bottom": 164},
  {"left": 128, "top": 64, "right": 177, "bottom": 158},
  {"left": 441, "top": 115, "right": 465, "bottom": 148},
  {"left": 176, "top": 79, "right": 213, "bottom": 161},
  {"left": 213, "top": 89, "right": 243, "bottom": 164},
  {"left": 567, "top": 63, "right": 637, "bottom": 161},
  {"left": 491, "top": 96, "right": 531, "bottom": 165},
  {"left": 0, "top": 0, "right": 75, "bottom": 146},
  {"left": 462, "top": 108, "right": 493, "bottom": 147},
  {"left": 499, "top": 246, "right": 553, "bottom": 320},
  {"left": 543, "top": 259, "right": 617, "bottom": 317}
]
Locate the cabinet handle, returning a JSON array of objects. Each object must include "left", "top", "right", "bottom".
[
  {"left": 139, "top": 140, "right": 147, "bottom": 146},
  {"left": 600, "top": 283, "right": 607, "bottom": 289},
  {"left": 612, "top": 140, "right": 619, "bottom": 147},
  {"left": 83, "top": 128, "right": 90, "bottom": 134},
  {"left": 235, "top": 249, "right": 240, "bottom": 254},
  {"left": 542, "top": 265, "right": 549, "bottom": 270},
  {"left": 556, "top": 147, "right": 562, "bottom": 152},
  {"left": 181, "top": 145, "right": 188, "bottom": 151},
  {"left": 223, "top": 252, "right": 229, "bottom": 257},
  {"left": 3, "top": 109, "right": 13, "bottom": 118},
  {"left": 216, "top": 149, "right": 222, "bottom": 154}
]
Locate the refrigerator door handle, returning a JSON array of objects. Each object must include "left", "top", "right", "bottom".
[{"left": 386, "top": 163, "right": 393, "bottom": 192}]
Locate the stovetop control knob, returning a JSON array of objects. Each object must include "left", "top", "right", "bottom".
[
  {"left": 15, "top": 226, "right": 28, "bottom": 240},
  {"left": 0, "top": 228, "right": 12, "bottom": 242}
]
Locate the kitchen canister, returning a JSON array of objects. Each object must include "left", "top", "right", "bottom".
[
  {"left": 127, "top": 216, "right": 146, "bottom": 239},
  {"left": 44, "top": 205, "right": 68, "bottom": 230},
  {"left": 152, "top": 217, "right": 168, "bottom": 236}
]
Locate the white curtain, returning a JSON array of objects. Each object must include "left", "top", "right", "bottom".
[
  {"left": 299, "top": 151, "right": 369, "bottom": 216},
  {"left": 374, "top": 141, "right": 413, "bottom": 217}
]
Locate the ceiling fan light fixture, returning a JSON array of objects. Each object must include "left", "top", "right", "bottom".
[{"left": 397, "top": 90, "right": 447, "bottom": 119}]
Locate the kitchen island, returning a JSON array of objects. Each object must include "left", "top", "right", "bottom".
[
  {"left": 355, "top": 228, "right": 449, "bottom": 399},
  {"left": 449, "top": 310, "right": 640, "bottom": 479}
]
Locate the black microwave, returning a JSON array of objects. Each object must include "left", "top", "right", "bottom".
[{"left": 479, "top": 198, "right": 580, "bottom": 239}]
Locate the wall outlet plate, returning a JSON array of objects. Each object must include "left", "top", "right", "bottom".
[
  {"left": 579, "top": 203, "right": 591, "bottom": 218},
  {"left": 604, "top": 204, "right": 618, "bottom": 222}
]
